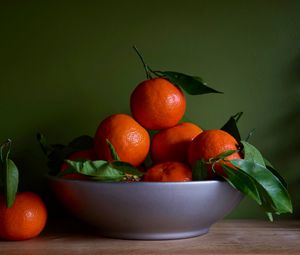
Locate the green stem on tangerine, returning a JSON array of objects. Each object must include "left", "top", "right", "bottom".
[{"left": 133, "top": 45, "right": 152, "bottom": 80}]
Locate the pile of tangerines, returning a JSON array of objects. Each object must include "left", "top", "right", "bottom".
[
  {"left": 0, "top": 49, "right": 292, "bottom": 242},
  {"left": 61, "top": 76, "right": 240, "bottom": 182}
]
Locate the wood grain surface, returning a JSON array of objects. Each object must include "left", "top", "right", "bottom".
[{"left": 0, "top": 220, "right": 299, "bottom": 255}]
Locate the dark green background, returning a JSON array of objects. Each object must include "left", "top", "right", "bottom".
[{"left": 1, "top": 1, "right": 299, "bottom": 219}]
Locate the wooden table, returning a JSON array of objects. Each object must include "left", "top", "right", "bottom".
[{"left": 0, "top": 220, "right": 299, "bottom": 255}]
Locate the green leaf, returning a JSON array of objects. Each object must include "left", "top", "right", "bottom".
[
  {"left": 106, "top": 139, "right": 120, "bottom": 161},
  {"left": 63, "top": 160, "right": 124, "bottom": 181},
  {"left": 221, "top": 112, "right": 243, "bottom": 142},
  {"left": 230, "top": 159, "right": 293, "bottom": 214},
  {"left": 223, "top": 164, "right": 283, "bottom": 220},
  {"left": 0, "top": 140, "right": 19, "bottom": 208},
  {"left": 263, "top": 157, "right": 287, "bottom": 189},
  {"left": 214, "top": 150, "right": 239, "bottom": 160},
  {"left": 192, "top": 160, "right": 208, "bottom": 180},
  {"left": 5, "top": 159, "right": 19, "bottom": 208},
  {"left": 37, "top": 133, "right": 94, "bottom": 175},
  {"left": 153, "top": 71, "right": 222, "bottom": 95},
  {"left": 241, "top": 141, "right": 265, "bottom": 166},
  {"left": 111, "top": 161, "right": 143, "bottom": 177},
  {"left": 222, "top": 165, "right": 261, "bottom": 205},
  {"left": 242, "top": 141, "right": 288, "bottom": 189}
]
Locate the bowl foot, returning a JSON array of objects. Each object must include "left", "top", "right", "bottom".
[{"left": 97, "top": 228, "right": 210, "bottom": 240}]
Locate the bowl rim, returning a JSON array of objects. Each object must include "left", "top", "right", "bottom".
[{"left": 45, "top": 174, "right": 227, "bottom": 186}]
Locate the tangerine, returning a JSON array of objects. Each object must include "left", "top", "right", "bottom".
[
  {"left": 130, "top": 78, "right": 186, "bottom": 130},
  {"left": 0, "top": 192, "right": 47, "bottom": 241},
  {"left": 94, "top": 114, "right": 150, "bottom": 166},
  {"left": 143, "top": 162, "right": 192, "bottom": 182},
  {"left": 151, "top": 122, "right": 203, "bottom": 164},
  {"left": 188, "top": 129, "right": 241, "bottom": 178}
]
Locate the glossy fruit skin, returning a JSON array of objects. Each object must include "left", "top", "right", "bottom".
[
  {"left": 130, "top": 78, "right": 186, "bottom": 130},
  {"left": 143, "top": 162, "right": 192, "bottom": 182},
  {"left": 60, "top": 149, "right": 97, "bottom": 179},
  {"left": 188, "top": 129, "right": 241, "bottom": 178},
  {"left": 94, "top": 114, "right": 150, "bottom": 167},
  {"left": 151, "top": 122, "right": 203, "bottom": 164},
  {"left": 0, "top": 192, "right": 47, "bottom": 241}
]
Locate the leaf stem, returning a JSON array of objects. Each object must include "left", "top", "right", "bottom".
[
  {"left": 233, "top": 112, "right": 243, "bottom": 122},
  {"left": 245, "top": 129, "right": 256, "bottom": 142},
  {"left": 132, "top": 45, "right": 152, "bottom": 79},
  {"left": 0, "top": 139, "right": 12, "bottom": 163}
]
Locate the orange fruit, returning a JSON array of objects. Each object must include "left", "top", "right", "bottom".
[
  {"left": 60, "top": 149, "right": 97, "bottom": 179},
  {"left": 143, "top": 162, "right": 192, "bottom": 182},
  {"left": 130, "top": 78, "right": 186, "bottom": 130},
  {"left": 0, "top": 192, "right": 47, "bottom": 241},
  {"left": 188, "top": 129, "right": 241, "bottom": 178},
  {"left": 94, "top": 114, "right": 150, "bottom": 166},
  {"left": 151, "top": 122, "right": 203, "bottom": 164}
]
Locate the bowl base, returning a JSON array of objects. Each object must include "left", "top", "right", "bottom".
[{"left": 96, "top": 228, "right": 209, "bottom": 240}]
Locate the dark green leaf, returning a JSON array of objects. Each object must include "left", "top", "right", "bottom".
[
  {"left": 106, "top": 139, "right": 120, "bottom": 161},
  {"left": 5, "top": 159, "right": 19, "bottom": 208},
  {"left": 241, "top": 141, "right": 265, "bottom": 166},
  {"left": 222, "top": 165, "right": 261, "bottom": 204},
  {"left": 64, "top": 160, "right": 124, "bottom": 181},
  {"left": 263, "top": 157, "right": 287, "bottom": 189},
  {"left": 36, "top": 133, "right": 55, "bottom": 156},
  {"left": 242, "top": 141, "right": 288, "bottom": 189},
  {"left": 68, "top": 135, "right": 94, "bottom": 151},
  {"left": 37, "top": 133, "right": 94, "bottom": 175},
  {"left": 192, "top": 160, "right": 208, "bottom": 180},
  {"left": 0, "top": 140, "right": 19, "bottom": 208},
  {"left": 231, "top": 159, "right": 292, "bottom": 214},
  {"left": 47, "top": 146, "right": 74, "bottom": 175},
  {"left": 223, "top": 165, "right": 279, "bottom": 220},
  {"left": 215, "top": 150, "right": 239, "bottom": 160},
  {"left": 111, "top": 161, "right": 143, "bottom": 177},
  {"left": 153, "top": 71, "right": 222, "bottom": 95},
  {"left": 221, "top": 112, "right": 243, "bottom": 142}
]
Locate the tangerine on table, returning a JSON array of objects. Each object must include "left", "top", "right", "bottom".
[
  {"left": 94, "top": 114, "right": 150, "bottom": 167},
  {"left": 60, "top": 149, "right": 97, "bottom": 179},
  {"left": 151, "top": 122, "right": 203, "bottom": 164},
  {"left": 0, "top": 192, "right": 47, "bottom": 241},
  {"left": 143, "top": 162, "right": 192, "bottom": 182},
  {"left": 130, "top": 78, "right": 186, "bottom": 130},
  {"left": 188, "top": 129, "right": 242, "bottom": 178}
]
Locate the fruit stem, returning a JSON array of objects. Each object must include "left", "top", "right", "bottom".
[{"left": 133, "top": 45, "right": 152, "bottom": 79}]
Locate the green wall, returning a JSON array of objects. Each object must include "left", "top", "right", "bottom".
[{"left": 1, "top": 1, "right": 300, "bottom": 219}]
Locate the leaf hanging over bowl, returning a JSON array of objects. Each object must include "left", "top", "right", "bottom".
[{"left": 218, "top": 141, "right": 293, "bottom": 220}]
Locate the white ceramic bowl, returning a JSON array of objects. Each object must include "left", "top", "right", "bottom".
[{"left": 47, "top": 176, "right": 243, "bottom": 240}]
